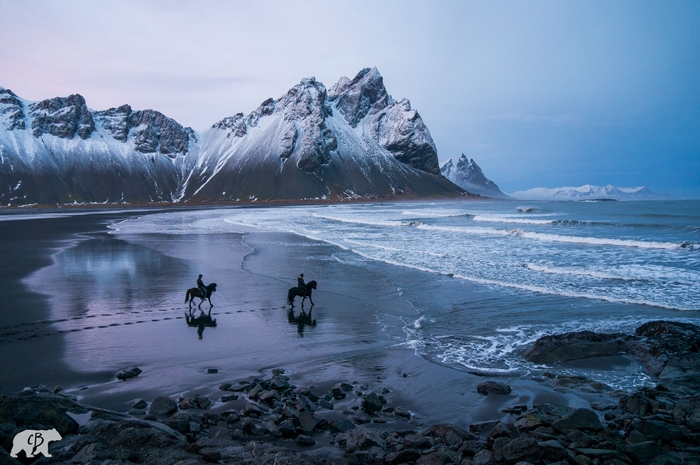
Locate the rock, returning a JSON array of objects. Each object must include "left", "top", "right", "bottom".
[
  {"left": 178, "top": 394, "right": 211, "bottom": 410},
  {"left": 296, "top": 434, "right": 316, "bottom": 446},
  {"left": 673, "top": 394, "right": 700, "bottom": 430},
  {"left": 416, "top": 450, "right": 451, "bottom": 465},
  {"left": 240, "top": 417, "right": 261, "bottom": 436},
  {"left": 331, "top": 384, "right": 347, "bottom": 399},
  {"left": 477, "top": 380, "right": 512, "bottom": 395},
  {"left": 149, "top": 397, "right": 178, "bottom": 416},
  {"left": 345, "top": 426, "right": 386, "bottom": 452},
  {"left": 258, "top": 390, "right": 281, "bottom": 405},
  {"left": 116, "top": 366, "right": 142, "bottom": 381},
  {"left": 0, "top": 391, "right": 82, "bottom": 436},
  {"left": 388, "top": 448, "right": 421, "bottom": 463},
  {"left": 403, "top": 434, "right": 431, "bottom": 450},
  {"left": 278, "top": 419, "right": 297, "bottom": 437},
  {"left": 243, "top": 402, "right": 263, "bottom": 417},
  {"left": 470, "top": 420, "right": 500, "bottom": 434},
  {"left": 472, "top": 449, "right": 493, "bottom": 465},
  {"left": 361, "top": 392, "right": 383, "bottom": 414},
  {"left": 522, "top": 331, "right": 630, "bottom": 364},
  {"left": 132, "top": 399, "right": 148, "bottom": 410},
  {"left": 328, "top": 419, "right": 356, "bottom": 433},
  {"left": 296, "top": 410, "right": 323, "bottom": 433},
  {"left": 207, "top": 368, "right": 218, "bottom": 374},
  {"left": 551, "top": 408, "right": 604, "bottom": 434},
  {"left": 539, "top": 439, "right": 570, "bottom": 461},
  {"left": 424, "top": 423, "right": 476, "bottom": 444},
  {"left": 501, "top": 436, "right": 541, "bottom": 463}
]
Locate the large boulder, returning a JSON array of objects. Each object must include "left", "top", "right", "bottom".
[{"left": 522, "top": 330, "right": 630, "bottom": 364}]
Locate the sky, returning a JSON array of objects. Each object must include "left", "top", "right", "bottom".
[{"left": 1, "top": 0, "right": 699, "bottom": 197}]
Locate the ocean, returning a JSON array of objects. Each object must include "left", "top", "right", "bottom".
[{"left": 109, "top": 199, "right": 700, "bottom": 393}]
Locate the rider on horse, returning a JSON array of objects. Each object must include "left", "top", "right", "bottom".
[
  {"left": 197, "top": 274, "right": 206, "bottom": 296},
  {"left": 297, "top": 273, "right": 307, "bottom": 294}
]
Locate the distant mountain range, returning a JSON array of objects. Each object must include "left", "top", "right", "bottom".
[
  {"left": 0, "top": 68, "right": 485, "bottom": 206},
  {"left": 440, "top": 154, "right": 510, "bottom": 199},
  {"left": 510, "top": 184, "right": 670, "bottom": 201}
]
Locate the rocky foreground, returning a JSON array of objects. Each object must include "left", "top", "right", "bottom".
[{"left": 1, "top": 320, "right": 699, "bottom": 465}]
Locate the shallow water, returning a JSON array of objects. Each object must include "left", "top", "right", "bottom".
[
  {"left": 108, "top": 199, "right": 700, "bottom": 391},
  {"left": 9, "top": 199, "right": 698, "bottom": 408}
]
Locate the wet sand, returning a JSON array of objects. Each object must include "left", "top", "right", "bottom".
[{"left": 0, "top": 208, "right": 616, "bottom": 428}]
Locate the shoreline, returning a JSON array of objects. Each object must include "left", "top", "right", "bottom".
[
  {"left": 1, "top": 207, "right": 699, "bottom": 463},
  {"left": 0, "top": 206, "right": 618, "bottom": 422}
]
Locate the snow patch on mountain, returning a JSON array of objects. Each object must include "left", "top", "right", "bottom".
[{"left": 509, "top": 184, "right": 670, "bottom": 200}]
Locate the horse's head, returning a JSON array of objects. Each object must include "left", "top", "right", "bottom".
[
  {"left": 209, "top": 283, "right": 217, "bottom": 292},
  {"left": 308, "top": 280, "right": 317, "bottom": 289}
]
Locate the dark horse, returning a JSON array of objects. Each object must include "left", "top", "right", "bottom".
[
  {"left": 287, "top": 280, "right": 316, "bottom": 307},
  {"left": 185, "top": 283, "right": 217, "bottom": 308}
]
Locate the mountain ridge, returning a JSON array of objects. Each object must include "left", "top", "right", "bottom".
[
  {"left": 0, "top": 69, "right": 471, "bottom": 206},
  {"left": 440, "top": 154, "right": 510, "bottom": 199},
  {"left": 510, "top": 184, "right": 670, "bottom": 200}
]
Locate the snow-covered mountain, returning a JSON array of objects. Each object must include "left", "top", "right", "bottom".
[
  {"left": 440, "top": 154, "right": 510, "bottom": 199},
  {"left": 510, "top": 184, "right": 669, "bottom": 201},
  {"left": 0, "top": 68, "right": 469, "bottom": 206}
]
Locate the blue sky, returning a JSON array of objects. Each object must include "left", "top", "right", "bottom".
[{"left": 1, "top": 0, "right": 698, "bottom": 197}]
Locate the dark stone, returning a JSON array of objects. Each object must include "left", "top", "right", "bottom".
[
  {"left": 522, "top": 331, "right": 630, "bottom": 364},
  {"left": 243, "top": 402, "right": 263, "bottom": 417},
  {"left": 328, "top": 419, "right": 356, "bottom": 433},
  {"left": 390, "top": 448, "right": 421, "bottom": 463},
  {"left": 240, "top": 417, "right": 261, "bottom": 436},
  {"left": 539, "top": 439, "right": 569, "bottom": 461},
  {"left": 403, "top": 434, "right": 431, "bottom": 449},
  {"left": 116, "top": 366, "right": 142, "bottom": 381},
  {"left": 477, "top": 380, "right": 512, "bottom": 395},
  {"left": 296, "top": 410, "right": 323, "bottom": 433},
  {"left": 345, "top": 426, "right": 386, "bottom": 451},
  {"left": 551, "top": 408, "right": 604, "bottom": 434},
  {"left": 362, "top": 393, "right": 383, "bottom": 414},
  {"left": 0, "top": 391, "right": 81, "bottom": 436},
  {"left": 501, "top": 436, "right": 541, "bottom": 463},
  {"left": 470, "top": 420, "right": 500, "bottom": 435},
  {"left": 148, "top": 397, "right": 178, "bottom": 416},
  {"left": 132, "top": 399, "right": 148, "bottom": 410},
  {"left": 296, "top": 434, "right": 316, "bottom": 446},
  {"left": 278, "top": 420, "right": 297, "bottom": 437}
]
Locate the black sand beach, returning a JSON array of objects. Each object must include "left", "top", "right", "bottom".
[
  {"left": 2, "top": 208, "right": 700, "bottom": 464},
  {"left": 0, "top": 208, "right": 609, "bottom": 424}
]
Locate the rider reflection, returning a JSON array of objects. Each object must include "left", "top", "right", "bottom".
[
  {"left": 287, "top": 307, "right": 316, "bottom": 336},
  {"left": 185, "top": 309, "right": 217, "bottom": 339}
]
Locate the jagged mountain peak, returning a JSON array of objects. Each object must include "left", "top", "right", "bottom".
[
  {"left": 441, "top": 154, "right": 510, "bottom": 198},
  {"left": 0, "top": 87, "right": 26, "bottom": 131},
  {"left": 94, "top": 105, "right": 196, "bottom": 157},
  {"left": 329, "top": 67, "right": 390, "bottom": 127},
  {"left": 1, "top": 68, "right": 470, "bottom": 205},
  {"left": 29, "top": 93, "right": 96, "bottom": 140}
]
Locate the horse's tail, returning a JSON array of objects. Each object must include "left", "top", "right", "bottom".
[
  {"left": 185, "top": 290, "right": 190, "bottom": 303},
  {"left": 287, "top": 288, "right": 293, "bottom": 305}
]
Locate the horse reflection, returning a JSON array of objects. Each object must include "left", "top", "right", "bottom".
[
  {"left": 186, "top": 308, "right": 217, "bottom": 339},
  {"left": 287, "top": 307, "right": 316, "bottom": 336}
]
